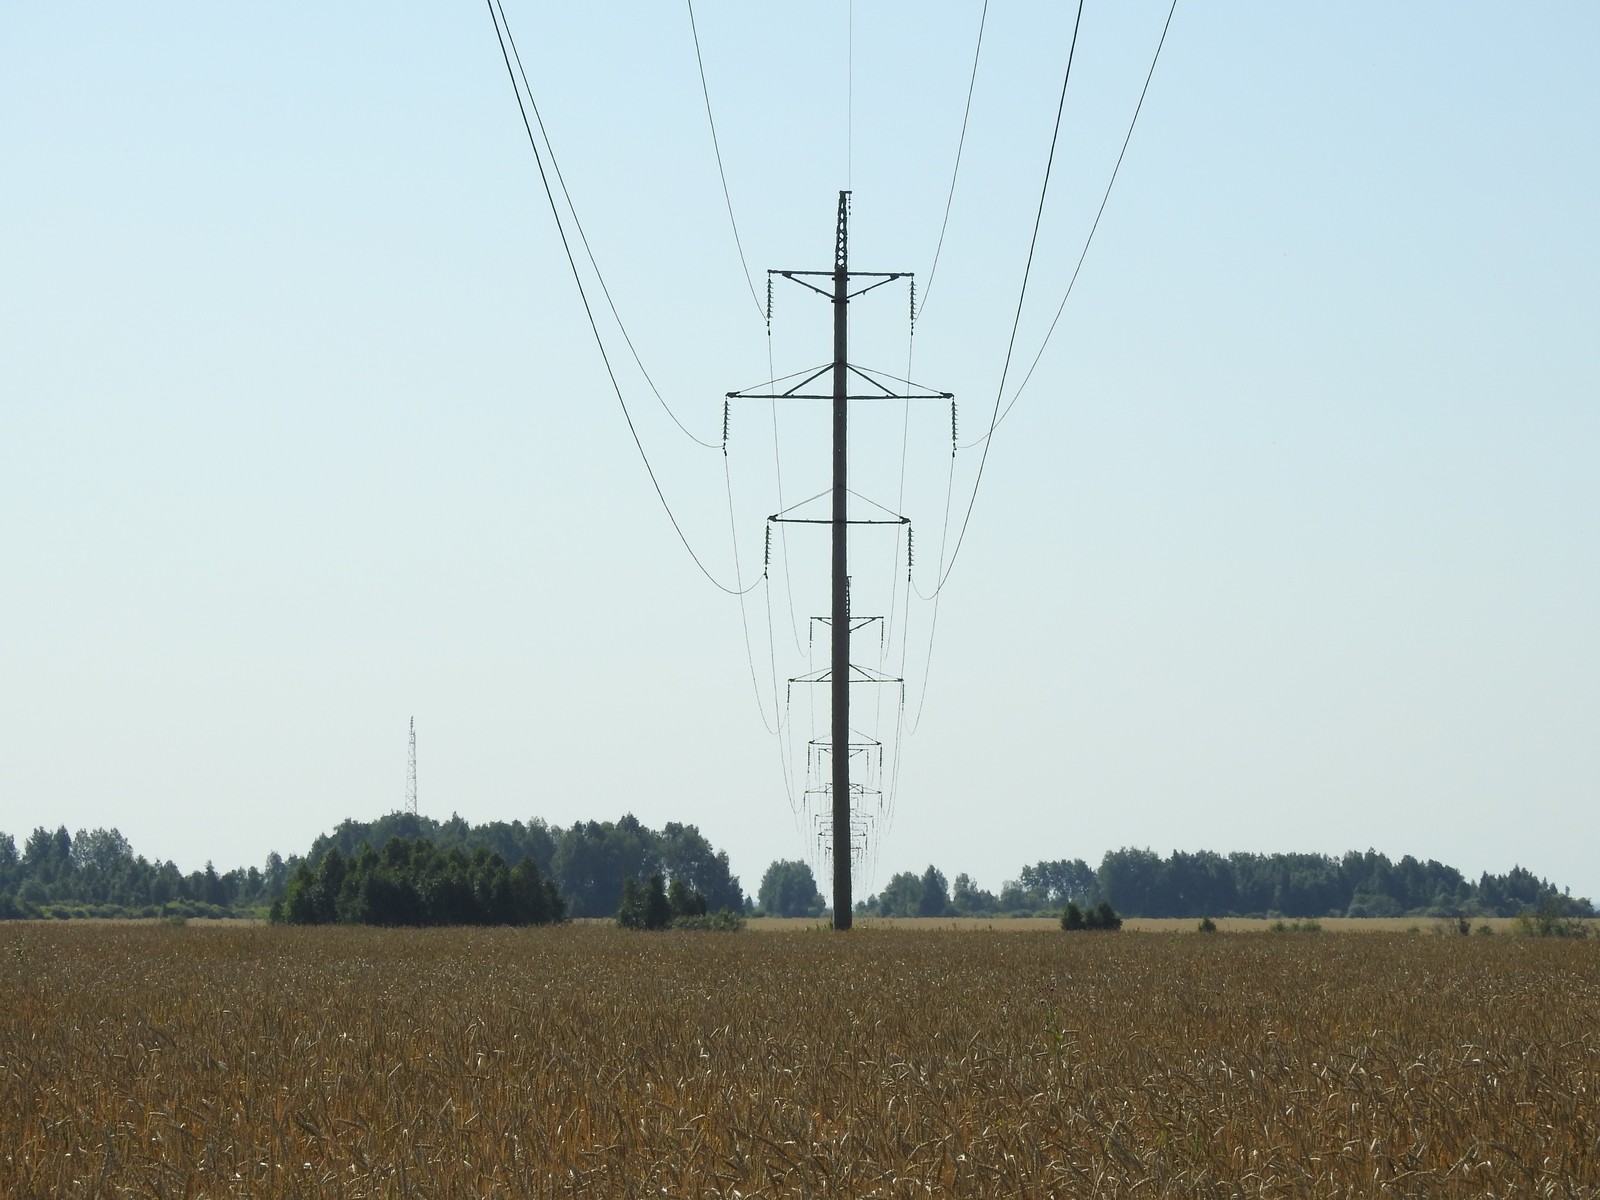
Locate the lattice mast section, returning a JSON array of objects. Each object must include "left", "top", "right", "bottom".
[{"left": 404, "top": 716, "right": 418, "bottom": 817}]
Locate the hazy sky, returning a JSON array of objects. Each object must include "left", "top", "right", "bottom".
[{"left": 3, "top": 3, "right": 1596, "bottom": 902}]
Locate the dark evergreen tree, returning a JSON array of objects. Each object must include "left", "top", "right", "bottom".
[
  {"left": 668, "top": 876, "right": 708, "bottom": 919},
  {"left": 1086, "top": 900, "right": 1123, "bottom": 931},
  {"left": 918, "top": 866, "right": 952, "bottom": 917},
  {"left": 643, "top": 873, "right": 673, "bottom": 931}
]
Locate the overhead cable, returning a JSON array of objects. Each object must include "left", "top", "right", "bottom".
[
  {"left": 960, "top": 0, "right": 1181, "bottom": 449},
  {"left": 925, "top": 0, "right": 1084, "bottom": 597},
  {"left": 486, "top": 0, "right": 758, "bottom": 595},
  {"left": 686, "top": 0, "right": 765, "bottom": 322},
  {"left": 918, "top": 0, "right": 989, "bottom": 320},
  {"left": 494, "top": 0, "right": 721, "bottom": 451}
]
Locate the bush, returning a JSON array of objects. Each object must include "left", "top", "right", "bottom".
[
  {"left": 1198, "top": 917, "right": 1218, "bottom": 934},
  {"left": 1515, "top": 899, "right": 1591, "bottom": 939},
  {"left": 668, "top": 877, "right": 708, "bottom": 920},
  {"left": 1087, "top": 901, "right": 1123, "bottom": 931},
  {"left": 1270, "top": 919, "right": 1321, "bottom": 934},
  {"left": 617, "top": 874, "right": 673, "bottom": 931},
  {"left": 1063, "top": 901, "right": 1122, "bottom": 932},
  {"left": 672, "top": 909, "right": 746, "bottom": 932}
]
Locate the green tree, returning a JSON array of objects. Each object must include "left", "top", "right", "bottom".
[
  {"left": 757, "top": 860, "right": 825, "bottom": 917},
  {"left": 1086, "top": 900, "right": 1123, "bottom": 931},
  {"left": 917, "top": 865, "right": 952, "bottom": 917},
  {"left": 1021, "top": 859, "right": 1098, "bottom": 907},
  {"left": 552, "top": 817, "right": 655, "bottom": 918},
  {"left": 876, "top": 871, "right": 924, "bottom": 917},
  {"left": 70, "top": 828, "right": 133, "bottom": 874},
  {"left": 950, "top": 873, "right": 999, "bottom": 915},
  {"left": 618, "top": 873, "right": 673, "bottom": 931},
  {"left": 659, "top": 823, "right": 744, "bottom": 913},
  {"left": 668, "top": 876, "right": 708, "bottom": 920},
  {"left": 509, "top": 857, "right": 551, "bottom": 924},
  {"left": 1097, "top": 848, "right": 1166, "bottom": 917}
]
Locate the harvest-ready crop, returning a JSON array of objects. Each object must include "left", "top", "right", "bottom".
[{"left": 3, "top": 923, "right": 1596, "bottom": 1196}]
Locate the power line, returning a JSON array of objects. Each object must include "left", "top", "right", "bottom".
[
  {"left": 918, "top": 0, "right": 988, "bottom": 320},
  {"left": 847, "top": 0, "right": 854, "bottom": 188},
  {"left": 494, "top": 0, "right": 721, "bottom": 451},
  {"left": 681, "top": 3, "right": 811, "bottom": 728},
  {"left": 686, "top": 0, "right": 765, "bottom": 322},
  {"left": 724, "top": 445, "right": 779, "bottom": 734},
  {"left": 485, "top": 0, "right": 758, "bottom": 595},
  {"left": 925, "top": 0, "right": 1085, "bottom": 597},
  {"left": 959, "top": 0, "right": 1181, "bottom": 449}
]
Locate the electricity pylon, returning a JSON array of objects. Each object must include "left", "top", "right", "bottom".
[{"left": 730, "top": 191, "right": 950, "bottom": 930}]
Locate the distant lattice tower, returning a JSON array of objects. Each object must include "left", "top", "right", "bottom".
[{"left": 404, "top": 717, "right": 418, "bottom": 816}]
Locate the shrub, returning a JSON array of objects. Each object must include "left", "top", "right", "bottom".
[
  {"left": 672, "top": 909, "right": 746, "bottom": 932},
  {"left": 1515, "top": 899, "right": 1591, "bottom": 939},
  {"left": 1271, "top": 919, "right": 1321, "bottom": 934},
  {"left": 1065, "top": 901, "right": 1123, "bottom": 932},
  {"left": 618, "top": 874, "right": 673, "bottom": 931},
  {"left": 668, "top": 877, "right": 708, "bottom": 920},
  {"left": 1198, "top": 917, "right": 1218, "bottom": 934},
  {"left": 1089, "top": 901, "right": 1123, "bottom": 931}
]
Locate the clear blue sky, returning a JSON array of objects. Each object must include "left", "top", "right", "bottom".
[{"left": 3, "top": 3, "right": 1596, "bottom": 902}]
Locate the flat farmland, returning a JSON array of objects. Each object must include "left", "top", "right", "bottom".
[{"left": 3, "top": 924, "right": 1597, "bottom": 1197}]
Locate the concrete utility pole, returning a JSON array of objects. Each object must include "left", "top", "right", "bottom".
[
  {"left": 729, "top": 192, "right": 951, "bottom": 930},
  {"left": 829, "top": 193, "right": 853, "bottom": 929}
]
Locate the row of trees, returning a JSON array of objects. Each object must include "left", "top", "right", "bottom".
[
  {"left": 1091, "top": 848, "right": 1591, "bottom": 919},
  {"left": 0, "top": 826, "right": 289, "bottom": 917},
  {"left": 857, "top": 849, "right": 1593, "bottom": 920},
  {"left": 5, "top": 820, "right": 1591, "bottom": 925},
  {"left": 0, "top": 812, "right": 745, "bottom": 924},
  {"left": 305, "top": 812, "right": 745, "bottom": 919},
  {"left": 276, "top": 838, "right": 563, "bottom": 926}
]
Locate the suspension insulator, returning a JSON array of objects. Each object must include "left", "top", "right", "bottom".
[
  {"left": 722, "top": 399, "right": 730, "bottom": 452},
  {"left": 908, "top": 279, "right": 917, "bottom": 332},
  {"left": 763, "top": 522, "right": 772, "bottom": 576},
  {"left": 766, "top": 277, "right": 773, "bottom": 329},
  {"left": 950, "top": 401, "right": 958, "bottom": 456}
]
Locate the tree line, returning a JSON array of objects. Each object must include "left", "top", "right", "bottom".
[
  {"left": 0, "top": 812, "right": 745, "bottom": 924},
  {"left": 275, "top": 837, "right": 562, "bottom": 926},
  {"left": 0, "top": 826, "right": 287, "bottom": 919},
  {"left": 4, "top": 820, "right": 1591, "bottom": 924},
  {"left": 854, "top": 849, "right": 1593, "bottom": 920},
  {"left": 302, "top": 811, "right": 745, "bottom": 919}
]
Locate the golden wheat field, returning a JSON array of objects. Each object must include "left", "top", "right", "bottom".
[{"left": 3, "top": 923, "right": 1598, "bottom": 1198}]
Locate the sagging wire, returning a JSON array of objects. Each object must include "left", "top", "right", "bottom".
[
  {"left": 958, "top": 0, "right": 1182, "bottom": 450},
  {"left": 493, "top": 0, "right": 721, "bottom": 452},
  {"left": 923, "top": 0, "right": 1087, "bottom": 596},
  {"left": 722, "top": 405, "right": 779, "bottom": 734},
  {"left": 486, "top": 0, "right": 763, "bottom": 599}
]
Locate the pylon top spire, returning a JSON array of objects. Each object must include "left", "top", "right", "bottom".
[{"left": 835, "top": 190, "right": 850, "bottom": 269}]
